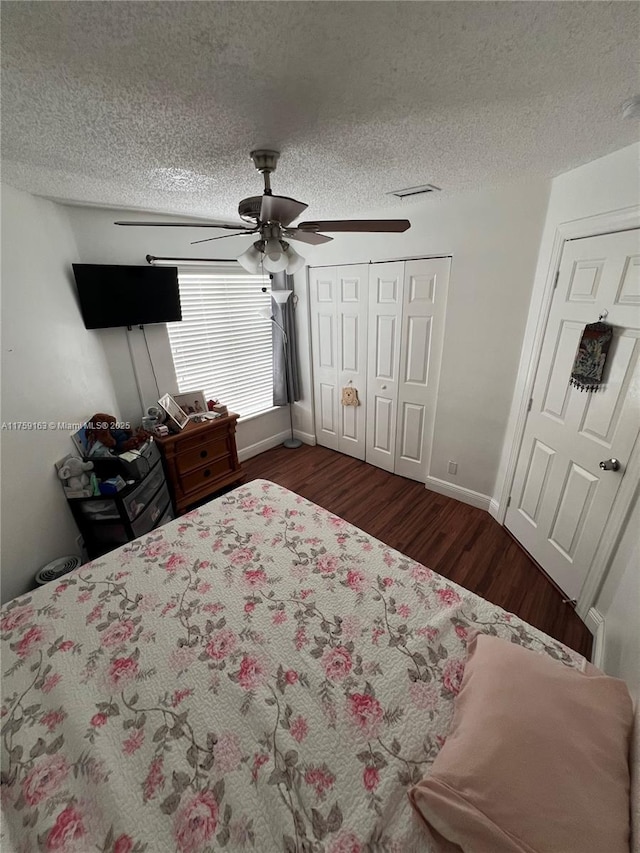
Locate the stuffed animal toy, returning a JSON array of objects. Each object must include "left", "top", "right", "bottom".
[
  {"left": 86, "top": 414, "right": 149, "bottom": 454},
  {"left": 341, "top": 385, "right": 360, "bottom": 407},
  {"left": 57, "top": 456, "right": 95, "bottom": 495}
]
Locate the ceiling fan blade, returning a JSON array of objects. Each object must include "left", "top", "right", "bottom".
[
  {"left": 114, "top": 221, "right": 253, "bottom": 231},
  {"left": 260, "top": 195, "right": 308, "bottom": 227},
  {"left": 284, "top": 229, "right": 333, "bottom": 246},
  {"left": 190, "top": 230, "right": 258, "bottom": 245},
  {"left": 297, "top": 219, "right": 411, "bottom": 233}
]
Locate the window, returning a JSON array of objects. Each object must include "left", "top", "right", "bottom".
[{"left": 166, "top": 265, "right": 273, "bottom": 419}]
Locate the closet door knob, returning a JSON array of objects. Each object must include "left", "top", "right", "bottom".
[{"left": 381, "top": 384, "right": 387, "bottom": 390}]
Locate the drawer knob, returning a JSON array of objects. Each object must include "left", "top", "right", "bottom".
[
  {"left": 203, "top": 468, "right": 211, "bottom": 478},
  {"left": 200, "top": 449, "right": 208, "bottom": 459}
]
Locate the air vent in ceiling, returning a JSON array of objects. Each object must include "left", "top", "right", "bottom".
[{"left": 387, "top": 183, "right": 441, "bottom": 199}]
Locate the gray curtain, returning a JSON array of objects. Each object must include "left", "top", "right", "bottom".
[{"left": 271, "top": 272, "right": 301, "bottom": 406}]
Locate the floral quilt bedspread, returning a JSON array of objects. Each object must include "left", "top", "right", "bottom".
[{"left": 1, "top": 479, "right": 584, "bottom": 853}]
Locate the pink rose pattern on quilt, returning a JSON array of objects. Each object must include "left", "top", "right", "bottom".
[{"left": 0, "top": 480, "right": 583, "bottom": 853}]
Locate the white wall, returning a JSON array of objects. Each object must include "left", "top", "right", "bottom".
[
  {"left": 63, "top": 205, "right": 290, "bottom": 453},
  {"left": 594, "top": 458, "right": 638, "bottom": 726},
  {"left": 0, "top": 186, "right": 120, "bottom": 604},
  {"left": 596, "top": 493, "right": 639, "bottom": 694},
  {"left": 596, "top": 494, "right": 639, "bottom": 830},
  {"left": 294, "top": 178, "right": 551, "bottom": 498}
]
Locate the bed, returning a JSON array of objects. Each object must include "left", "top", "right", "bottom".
[{"left": 0, "top": 479, "right": 596, "bottom": 852}]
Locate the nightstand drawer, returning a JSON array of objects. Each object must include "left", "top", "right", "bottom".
[
  {"left": 178, "top": 426, "right": 226, "bottom": 454},
  {"left": 179, "top": 456, "right": 233, "bottom": 494},
  {"left": 176, "top": 437, "right": 228, "bottom": 475}
]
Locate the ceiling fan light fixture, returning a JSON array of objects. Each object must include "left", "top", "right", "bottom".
[
  {"left": 237, "top": 242, "right": 263, "bottom": 274},
  {"left": 265, "top": 237, "right": 284, "bottom": 261},
  {"left": 285, "top": 245, "right": 305, "bottom": 274},
  {"left": 263, "top": 251, "right": 289, "bottom": 273}
]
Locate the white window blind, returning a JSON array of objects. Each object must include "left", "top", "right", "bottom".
[{"left": 166, "top": 265, "right": 273, "bottom": 419}]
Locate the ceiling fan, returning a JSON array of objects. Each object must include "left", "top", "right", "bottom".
[{"left": 114, "top": 150, "right": 411, "bottom": 274}]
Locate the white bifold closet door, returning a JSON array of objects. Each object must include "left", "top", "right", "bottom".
[
  {"left": 309, "top": 265, "right": 369, "bottom": 459},
  {"left": 310, "top": 257, "right": 450, "bottom": 482},
  {"left": 397, "top": 258, "right": 450, "bottom": 480},
  {"left": 366, "top": 258, "right": 450, "bottom": 480},
  {"left": 366, "top": 262, "right": 405, "bottom": 471}
]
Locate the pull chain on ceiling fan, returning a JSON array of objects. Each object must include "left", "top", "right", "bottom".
[{"left": 115, "top": 150, "right": 411, "bottom": 274}]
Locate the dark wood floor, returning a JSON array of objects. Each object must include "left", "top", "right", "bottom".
[{"left": 242, "top": 444, "right": 592, "bottom": 658}]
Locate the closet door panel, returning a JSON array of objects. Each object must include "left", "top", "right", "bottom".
[
  {"left": 373, "top": 397, "right": 394, "bottom": 453},
  {"left": 404, "top": 315, "right": 431, "bottom": 384},
  {"left": 399, "top": 402, "right": 425, "bottom": 462},
  {"left": 366, "top": 262, "right": 405, "bottom": 472},
  {"left": 375, "top": 315, "right": 398, "bottom": 378},
  {"left": 395, "top": 258, "right": 451, "bottom": 481},
  {"left": 337, "top": 265, "right": 368, "bottom": 460},
  {"left": 341, "top": 403, "right": 358, "bottom": 442},
  {"left": 341, "top": 315, "right": 359, "bottom": 372},
  {"left": 310, "top": 268, "right": 339, "bottom": 450},
  {"left": 317, "top": 314, "right": 335, "bottom": 368},
  {"left": 318, "top": 383, "right": 336, "bottom": 434}
]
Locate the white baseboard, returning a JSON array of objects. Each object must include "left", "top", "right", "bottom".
[
  {"left": 488, "top": 498, "right": 500, "bottom": 521},
  {"left": 238, "top": 429, "right": 316, "bottom": 462},
  {"left": 295, "top": 430, "right": 316, "bottom": 446},
  {"left": 585, "top": 607, "right": 606, "bottom": 668},
  {"left": 425, "top": 476, "right": 492, "bottom": 511},
  {"left": 238, "top": 430, "right": 291, "bottom": 462}
]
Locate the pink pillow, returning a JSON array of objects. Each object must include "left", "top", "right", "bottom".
[{"left": 409, "top": 634, "right": 633, "bottom": 853}]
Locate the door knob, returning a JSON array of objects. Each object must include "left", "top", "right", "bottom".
[
  {"left": 599, "top": 458, "right": 620, "bottom": 471},
  {"left": 381, "top": 385, "right": 387, "bottom": 390}
]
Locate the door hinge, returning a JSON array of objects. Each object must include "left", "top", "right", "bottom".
[
  {"left": 553, "top": 269, "right": 560, "bottom": 289},
  {"left": 527, "top": 398, "right": 533, "bottom": 412},
  {"left": 506, "top": 496, "right": 511, "bottom": 508}
]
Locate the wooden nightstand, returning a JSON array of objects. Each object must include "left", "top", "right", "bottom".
[{"left": 154, "top": 414, "right": 243, "bottom": 514}]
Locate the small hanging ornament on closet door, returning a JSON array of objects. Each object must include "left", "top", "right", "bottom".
[
  {"left": 569, "top": 314, "right": 613, "bottom": 393},
  {"left": 341, "top": 384, "right": 360, "bottom": 406}
]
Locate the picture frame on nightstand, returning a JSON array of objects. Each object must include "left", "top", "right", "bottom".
[
  {"left": 173, "top": 389, "right": 207, "bottom": 415},
  {"left": 158, "top": 393, "right": 189, "bottom": 431}
]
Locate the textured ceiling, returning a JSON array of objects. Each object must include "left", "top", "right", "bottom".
[{"left": 2, "top": 1, "right": 639, "bottom": 223}]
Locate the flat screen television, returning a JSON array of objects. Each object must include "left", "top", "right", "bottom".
[{"left": 73, "top": 264, "right": 182, "bottom": 329}]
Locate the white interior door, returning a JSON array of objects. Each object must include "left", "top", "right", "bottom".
[
  {"left": 366, "top": 262, "right": 405, "bottom": 472},
  {"left": 336, "top": 265, "right": 369, "bottom": 460},
  {"left": 395, "top": 258, "right": 450, "bottom": 481},
  {"left": 309, "top": 267, "right": 339, "bottom": 451},
  {"left": 310, "top": 265, "right": 368, "bottom": 459},
  {"left": 506, "top": 229, "right": 640, "bottom": 600}
]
